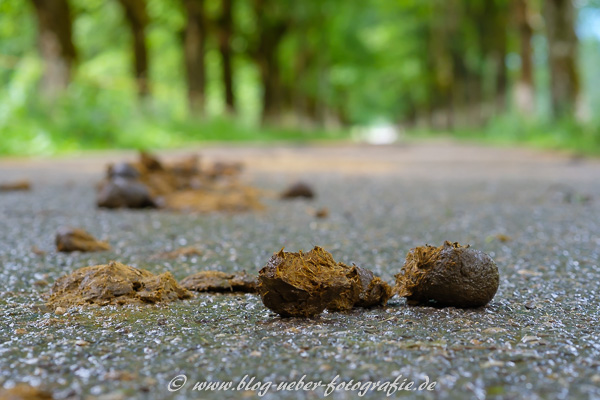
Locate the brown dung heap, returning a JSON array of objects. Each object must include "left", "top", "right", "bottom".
[
  {"left": 258, "top": 247, "right": 391, "bottom": 317},
  {"left": 280, "top": 181, "right": 315, "bottom": 199},
  {"left": 394, "top": 241, "right": 499, "bottom": 308},
  {"left": 180, "top": 271, "right": 257, "bottom": 293},
  {"left": 55, "top": 227, "right": 111, "bottom": 253},
  {"left": 47, "top": 261, "right": 192, "bottom": 309},
  {"left": 97, "top": 152, "right": 262, "bottom": 212},
  {"left": 0, "top": 384, "right": 53, "bottom": 400},
  {"left": 0, "top": 180, "right": 31, "bottom": 192}
]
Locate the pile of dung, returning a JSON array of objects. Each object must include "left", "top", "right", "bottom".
[
  {"left": 47, "top": 261, "right": 192, "bottom": 309},
  {"left": 97, "top": 152, "right": 262, "bottom": 212},
  {"left": 258, "top": 247, "right": 391, "bottom": 317},
  {"left": 394, "top": 241, "right": 499, "bottom": 308},
  {"left": 0, "top": 384, "right": 53, "bottom": 400},
  {"left": 0, "top": 179, "right": 31, "bottom": 192},
  {"left": 258, "top": 247, "right": 359, "bottom": 317},
  {"left": 355, "top": 266, "right": 393, "bottom": 308},
  {"left": 55, "top": 227, "right": 111, "bottom": 253},
  {"left": 97, "top": 176, "right": 156, "bottom": 209},
  {"left": 180, "top": 271, "right": 257, "bottom": 293},
  {"left": 280, "top": 181, "right": 315, "bottom": 199}
]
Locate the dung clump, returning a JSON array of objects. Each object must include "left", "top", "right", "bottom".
[
  {"left": 280, "top": 182, "right": 315, "bottom": 199},
  {"left": 0, "top": 180, "right": 31, "bottom": 192},
  {"left": 0, "top": 384, "right": 53, "bottom": 400},
  {"left": 394, "top": 241, "right": 499, "bottom": 308},
  {"left": 258, "top": 247, "right": 360, "bottom": 317},
  {"left": 97, "top": 152, "right": 262, "bottom": 212},
  {"left": 55, "top": 227, "right": 111, "bottom": 253},
  {"left": 97, "top": 177, "right": 157, "bottom": 209},
  {"left": 180, "top": 271, "right": 257, "bottom": 293},
  {"left": 47, "top": 261, "right": 192, "bottom": 309},
  {"left": 355, "top": 266, "right": 393, "bottom": 308}
]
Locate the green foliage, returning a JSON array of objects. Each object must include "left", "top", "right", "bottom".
[
  {"left": 0, "top": 53, "right": 346, "bottom": 156},
  {"left": 0, "top": 0, "right": 599, "bottom": 156},
  {"left": 450, "top": 114, "right": 600, "bottom": 156}
]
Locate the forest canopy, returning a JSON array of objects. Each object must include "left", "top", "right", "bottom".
[{"left": 1, "top": 0, "right": 599, "bottom": 155}]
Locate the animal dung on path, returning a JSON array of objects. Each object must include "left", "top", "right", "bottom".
[
  {"left": 55, "top": 227, "right": 111, "bottom": 253},
  {"left": 258, "top": 246, "right": 391, "bottom": 317},
  {"left": 0, "top": 384, "right": 53, "bottom": 400},
  {"left": 280, "top": 181, "right": 315, "bottom": 199},
  {"left": 96, "top": 152, "right": 262, "bottom": 212},
  {"left": 394, "top": 241, "right": 499, "bottom": 308},
  {"left": 97, "top": 176, "right": 157, "bottom": 209},
  {"left": 47, "top": 261, "right": 192, "bottom": 309},
  {"left": 0, "top": 179, "right": 31, "bottom": 192}
]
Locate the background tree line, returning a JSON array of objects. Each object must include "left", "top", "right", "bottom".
[{"left": 0, "top": 0, "right": 599, "bottom": 154}]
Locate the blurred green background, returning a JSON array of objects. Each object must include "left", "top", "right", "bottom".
[{"left": 1, "top": 0, "right": 599, "bottom": 155}]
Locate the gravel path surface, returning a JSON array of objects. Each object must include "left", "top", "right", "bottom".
[{"left": 1, "top": 141, "right": 599, "bottom": 400}]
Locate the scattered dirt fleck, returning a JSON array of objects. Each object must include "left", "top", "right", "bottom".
[
  {"left": 46, "top": 261, "right": 192, "bottom": 309},
  {"left": 31, "top": 246, "right": 46, "bottom": 256},
  {"left": 314, "top": 208, "right": 329, "bottom": 219},
  {"left": 517, "top": 269, "right": 542, "bottom": 277},
  {"left": 103, "top": 371, "right": 137, "bottom": 381},
  {"left": 0, "top": 384, "right": 53, "bottom": 399},
  {"left": 55, "top": 227, "right": 111, "bottom": 253},
  {"left": 487, "top": 233, "right": 512, "bottom": 243},
  {"left": 495, "top": 234, "right": 512, "bottom": 242},
  {"left": 258, "top": 247, "right": 361, "bottom": 317},
  {"left": 524, "top": 301, "right": 537, "bottom": 310},
  {"left": 151, "top": 246, "right": 203, "bottom": 259},
  {"left": 280, "top": 182, "right": 315, "bottom": 199},
  {"left": 394, "top": 241, "right": 499, "bottom": 308},
  {"left": 180, "top": 271, "right": 257, "bottom": 293},
  {"left": 0, "top": 180, "right": 31, "bottom": 192}
]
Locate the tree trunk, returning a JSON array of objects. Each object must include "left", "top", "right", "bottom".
[
  {"left": 30, "top": 0, "right": 77, "bottom": 98},
  {"left": 491, "top": 0, "right": 509, "bottom": 114},
  {"left": 543, "top": 0, "right": 579, "bottom": 118},
  {"left": 514, "top": 0, "right": 535, "bottom": 115},
  {"left": 218, "top": 0, "right": 235, "bottom": 114},
  {"left": 259, "top": 50, "right": 282, "bottom": 125},
  {"left": 181, "top": 0, "right": 207, "bottom": 115},
  {"left": 253, "top": 0, "right": 289, "bottom": 125},
  {"left": 118, "top": 0, "right": 150, "bottom": 98}
]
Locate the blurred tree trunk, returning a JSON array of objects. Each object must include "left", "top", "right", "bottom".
[
  {"left": 218, "top": 0, "right": 235, "bottom": 114},
  {"left": 543, "top": 0, "right": 579, "bottom": 118},
  {"left": 514, "top": 0, "right": 535, "bottom": 115},
  {"left": 428, "top": 1, "right": 455, "bottom": 130},
  {"left": 118, "top": 0, "right": 150, "bottom": 98},
  {"left": 30, "top": 0, "right": 77, "bottom": 98},
  {"left": 490, "top": 0, "right": 509, "bottom": 114},
  {"left": 253, "top": 0, "right": 289, "bottom": 125},
  {"left": 182, "top": 0, "right": 207, "bottom": 115}
]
